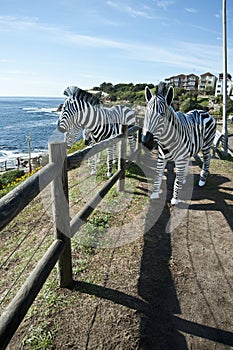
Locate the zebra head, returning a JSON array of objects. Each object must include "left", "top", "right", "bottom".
[
  {"left": 57, "top": 86, "right": 101, "bottom": 135},
  {"left": 57, "top": 87, "right": 80, "bottom": 133},
  {"left": 141, "top": 85, "right": 173, "bottom": 150}
]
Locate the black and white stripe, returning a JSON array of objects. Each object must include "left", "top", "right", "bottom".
[
  {"left": 57, "top": 86, "right": 136, "bottom": 176},
  {"left": 142, "top": 84, "right": 216, "bottom": 205}
]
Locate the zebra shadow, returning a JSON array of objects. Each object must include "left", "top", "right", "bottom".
[
  {"left": 137, "top": 166, "right": 188, "bottom": 350},
  {"left": 137, "top": 162, "right": 233, "bottom": 349}
]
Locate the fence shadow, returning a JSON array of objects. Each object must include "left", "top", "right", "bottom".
[{"left": 189, "top": 155, "right": 233, "bottom": 231}]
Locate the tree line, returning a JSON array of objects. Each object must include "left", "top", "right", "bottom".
[{"left": 92, "top": 82, "right": 233, "bottom": 116}]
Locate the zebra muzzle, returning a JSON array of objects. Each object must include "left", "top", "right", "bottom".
[
  {"left": 57, "top": 122, "right": 66, "bottom": 133},
  {"left": 141, "top": 131, "right": 155, "bottom": 151}
]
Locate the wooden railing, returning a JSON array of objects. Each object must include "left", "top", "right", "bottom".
[{"left": 0, "top": 125, "right": 141, "bottom": 349}]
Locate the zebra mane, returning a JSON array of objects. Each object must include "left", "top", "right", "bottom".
[
  {"left": 156, "top": 81, "right": 168, "bottom": 96},
  {"left": 63, "top": 86, "right": 101, "bottom": 106}
]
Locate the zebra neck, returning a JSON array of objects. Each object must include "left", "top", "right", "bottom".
[
  {"left": 79, "top": 104, "right": 103, "bottom": 129},
  {"left": 159, "top": 107, "right": 183, "bottom": 142},
  {"left": 80, "top": 105, "right": 113, "bottom": 141}
]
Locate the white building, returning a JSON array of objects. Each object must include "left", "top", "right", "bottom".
[
  {"left": 215, "top": 73, "right": 233, "bottom": 97},
  {"left": 198, "top": 72, "right": 217, "bottom": 91}
]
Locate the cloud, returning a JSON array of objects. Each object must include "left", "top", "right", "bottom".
[
  {"left": 106, "top": 1, "right": 162, "bottom": 19},
  {"left": 0, "top": 15, "right": 226, "bottom": 75},
  {"left": 0, "top": 15, "right": 40, "bottom": 32},
  {"left": 0, "top": 58, "right": 13, "bottom": 63},
  {"left": 124, "top": 40, "right": 222, "bottom": 72},
  {"left": 106, "top": 0, "right": 118, "bottom": 8},
  {"left": 185, "top": 8, "right": 198, "bottom": 14},
  {"left": 63, "top": 32, "right": 123, "bottom": 48},
  {"left": 125, "top": 6, "right": 154, "bottom": 19},
  {"left": 191, "top": 24, "right": 220, "bottom": 36},
  {"left": 156, "top": 1, "right": 174, "bottom": 11}
]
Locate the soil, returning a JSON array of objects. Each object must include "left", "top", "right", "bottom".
[
  {"left": 51, "top": 153, "right": 233, "bottom": 350},
  {"left": 6, "top": 152, "right": 233, "bottom": 350}
]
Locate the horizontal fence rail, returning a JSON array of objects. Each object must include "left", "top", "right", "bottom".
[
  {"left": 0, "top": 124, "right": 142, "bottom": 349},
  {"left": 0, "top": 162, "right": 58, "bottom": 231},
  {"left": 67, "top": 133, "right": 123, "bottom": 170},
  {"left": 0, "top": 239, "right": 65, "bottom": 349}
]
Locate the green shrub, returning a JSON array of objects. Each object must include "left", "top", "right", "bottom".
[
  {"left": 0, "top": 169, "right": 25, "bottom": 186},
  {"left": 67, "top": 139, "right": 85, "bottom": 154},
  {"left": 180, "top": 98, "right": 203, "bottom": 113}
]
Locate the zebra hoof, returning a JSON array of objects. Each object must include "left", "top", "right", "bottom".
[
  {"left": 171, "top": 198, "right": 179, "bottom": 206},
  {"left": 150, "top": 192, "right": 159, "bottom": 199},
  {"left": 198, "top": 179, "right": 206, "bottom": 187},
  {"left": 90, "top": 170, "right": 96, "bottom": 175},
  {"left": 107, "top": 172, "right": 112, "bottom": 177}
]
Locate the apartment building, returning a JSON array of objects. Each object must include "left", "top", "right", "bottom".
[
  {"left": 165, "top": 74, "right": 199, "bottom": 91},
  {"left": 165, "top": 72, "right": 233, "bottom": 98},
  {"left": 198, "top": 72, "right": 217, "bottom": 91},
  {"left": 215, "top": 73, "right": 233, "bottom": 96}
]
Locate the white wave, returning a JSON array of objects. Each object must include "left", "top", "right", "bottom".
[
  {"left": 0, "top": 149, "right": 47, "bottom": 163},
  {"left": 22, "top": 107, "right": 60, "bottom": 114},
  {"left": 27, "top": 120, "right": 58, "bottom": 127}
]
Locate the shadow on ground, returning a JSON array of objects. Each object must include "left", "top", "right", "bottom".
[{"left": 73, "top": 157, "right": 233, "bottom": 349}]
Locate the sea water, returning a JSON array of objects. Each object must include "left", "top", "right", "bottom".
[{"left": 0, "top": 96, "right": 64, "bottom": 169}]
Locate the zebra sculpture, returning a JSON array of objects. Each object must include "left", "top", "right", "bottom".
[
  {"left": 57, "top": 86, "right": 136, "bottom": 176},
  {"left": 82, "top": 128, "right": 116, "bottom": 175},
  {"left": 141, "top": 83, "right": 216, "bottom": 205}
]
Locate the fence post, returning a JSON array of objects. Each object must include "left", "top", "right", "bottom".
[
  {"left": 137, "top": 127, "right": 142, "bottom": 161},
  {"left": 49, "top": 142, "right": 73, "bottom": 289},
  {"left": 117, "top": 124, "right": 127, "bottom": 192}
]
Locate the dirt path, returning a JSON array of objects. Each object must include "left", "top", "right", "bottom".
[{"left": 48, "top": 155, "right": 233, "bottom": 350}]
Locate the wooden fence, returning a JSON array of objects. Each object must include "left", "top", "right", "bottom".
[{"left": 0, "top": 125, "right": 141, "bottom": 349}]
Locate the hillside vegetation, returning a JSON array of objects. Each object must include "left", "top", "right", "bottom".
[{"left": 92, "top": 82, "right": 233, "bottom": 116}]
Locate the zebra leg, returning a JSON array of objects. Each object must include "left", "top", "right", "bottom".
[
  {"left": 151, "top": 158, "right": 166, "bottom": 199},
  {"left": 199, "top": 122, "right": 216, "bottom": 186},
  {"left": 112, "top": 143, "right": 117, "bottom": 164},
  {"left": 199, "top": 149, "right": 211, "bottom": 187},
  {"left": 90, "top": 156, "right": 96, "bottom": 175},
  {"left": 107, "top": 147, "right": 113, "bottom": 177},
  {"left": 128, "top": 134, "right": 136, "bottom": 157},
  {"left": 182, "top": 160, "right": 189, "bottom": 185},
  {"left": 171, "top": 159, "right": 189, "bottom": 205}
]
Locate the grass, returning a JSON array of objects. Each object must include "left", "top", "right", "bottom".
[
  {"left": 67, "top": 138, "right": 85, "bottom": 154},
  {"left": 0, "top": 148, "right": 147, "bottom": 348},
  {"left": 211, "top": 155, "right": 233, "bottom": 175}
]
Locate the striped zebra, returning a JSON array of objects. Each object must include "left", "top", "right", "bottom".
[
  {"left": 57, "top": 86, "right": 136, "bottom": 176},
  {"left": 141, "top": 83, "right": 216, "bottom": 205},
  {"left": 82, "top": 128, "right": 116, "bottom": 175}
]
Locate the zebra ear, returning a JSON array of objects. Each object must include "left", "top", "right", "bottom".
[
  {"left": 166, "top": 86, "right": 173, "bottom": 106},
  {"left": 64, "top": 86, "right": 80, "bottom": 98},
  {"left": 145, "top": 86, "right": 152, "bottom": 102}
]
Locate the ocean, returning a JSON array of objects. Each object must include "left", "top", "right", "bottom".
[{"left": 0, "top": 96, "right": 64, "bottom": 169}]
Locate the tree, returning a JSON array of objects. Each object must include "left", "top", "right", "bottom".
[
  {"left": 179, "top": 98, "right": 203, "bottom": 113},
  {"left": 99, "top": 82, "right": 113, "bottom": 93},
  {"left": 205, "top": 86, "right": 215, "bottom": 96},
  {"left": 227, "top": 97, "right": 233, "bottom": 114},
  {"left": 109, "top": 95, "right": 117, "bottom": 102}
]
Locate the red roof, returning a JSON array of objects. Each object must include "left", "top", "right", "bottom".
[{"left": 200, "top": 72, "right": 215, "bottom": 77}]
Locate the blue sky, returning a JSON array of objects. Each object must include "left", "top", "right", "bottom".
[{"left": 0, "top": 0, "right": 233, "bottom": 97}]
